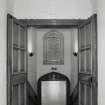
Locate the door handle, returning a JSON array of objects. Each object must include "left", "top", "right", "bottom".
[
  {"left": 88, "top": 77, "right": 93, "bottom": 88},
  {"left": 88, "top": 77, "right": 97, "bottom": 88}
]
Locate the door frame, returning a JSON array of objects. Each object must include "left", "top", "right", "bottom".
[
  {"left": 20, "top": 18, "right": 85, "bottom": 28},
  {"left": 7, "top": 14, "right": 97, "bottom": 105}
]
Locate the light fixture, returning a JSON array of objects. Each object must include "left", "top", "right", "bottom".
[
  {"left": 29, "top": 52, "right": 34, "bottom": 57},
  {"left": 28, "top": 40, "right": 34, "bottom": 57},
  {"left": 73, "top": 52, "right": 78, "bottom": 56},
  {"left": 73, "top": 34, "right": 78, "bottom": 57}
]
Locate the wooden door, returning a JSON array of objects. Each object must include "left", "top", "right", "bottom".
[
  {"left": 7, "top": 14, "right": 28, "bottom": 105},
  {"left": 78, "top": 14, "right": 97, "bottom": 105}
]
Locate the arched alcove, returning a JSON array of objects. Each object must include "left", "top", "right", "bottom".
[{"left": 37, "top": 72, "right": 70, "bottom": 105}]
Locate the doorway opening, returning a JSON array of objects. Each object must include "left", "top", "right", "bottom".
[{"left": 7, "top": 14, "right": 97, "bottom": 105}]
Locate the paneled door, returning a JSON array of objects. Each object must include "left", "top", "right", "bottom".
[
  {"left": 7, "top": 14, "right": 28, "bottom": 105},
  {"left": 78, "top": 14, "right": 97, "bottom": 105}
]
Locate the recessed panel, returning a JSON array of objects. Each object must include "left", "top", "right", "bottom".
[
  {"left": 12, "top": 85, "right": 19, "bottom": 105},
  {"left": 20, "top": 83, "right": 25, "bottom": 105},
  {"left": 20, "top": 50, "right": 25, "bottom": 72},
  {"left": 13, "top": 22, "right": 18, "bottom": 45},
  {"left": 13, "top": 49, "right": 18, "bottom": 73}
]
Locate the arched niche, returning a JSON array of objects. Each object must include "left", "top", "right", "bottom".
[
  {"left": 37, "top": 72, "right": 70, "bottom": 105},
  {"left": 43, "top": 30, "right": 64, "bottom": 65}
]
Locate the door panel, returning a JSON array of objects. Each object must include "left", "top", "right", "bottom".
[
  {"left": 20, "top": 26, "right": 26, "bottom": 48},
  {"left": 80, "top": 49, "right": 92, "bottom": 73},
  {"left": 79, "top": 82, "right": 92, "bottom": 105},
  {"left": 13, "top": 48, "right": 19, "bottom": 73},
  {"left": 12, "top": 84, "right": 19, "bottom": 105},
  {"left": 20, "top": 83, "right": 25, "bottom": 105},
  {"left": 20, "top": 50, "right": 25, "bottom": 72},
  {"left": 78, "top": 14, "right": 97, "bottom": 105},
  {"left": 7, "top": 14, "right": 27, "bottom": 105},
  {"left": 80, "top": 51, "right": 86, "bottom": 73},
  {"left": 13, "top": 22, "right": 19, "bottom": 46},
  {"left": 86, "top": 84, "right": 92, "bottom": 105},
  {"left": 79, "top": 82, "right": 85, "bottom": 105},
  {"left": 85, "top": 50, "right": 91, "bottom": 73}
]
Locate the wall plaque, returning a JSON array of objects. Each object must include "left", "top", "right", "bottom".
[{"left": 43, "top": 30, "right": 64, "bottom": 65}]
